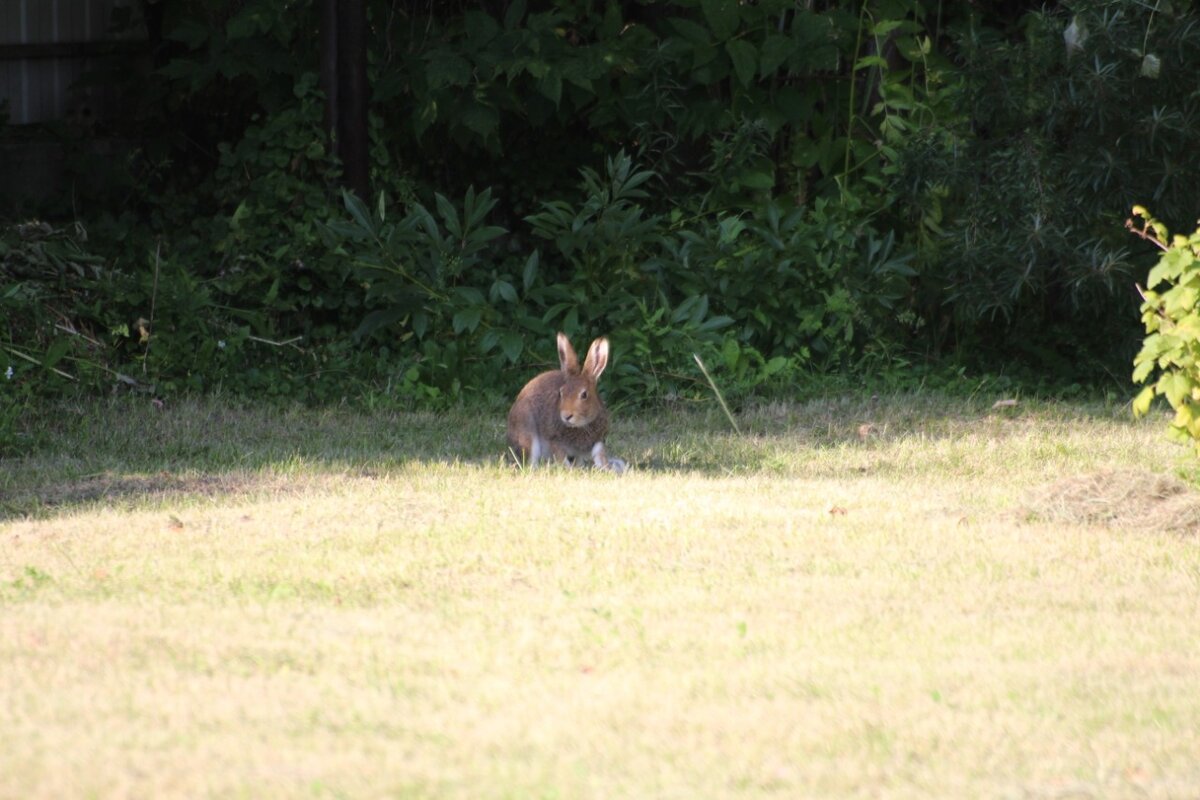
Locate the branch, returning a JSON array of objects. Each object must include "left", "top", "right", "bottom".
[
  {"left": 1135, "top": 283, "right": 1172, "bottom": 327},
  {"left": 247, "top": 335, "right": 304, "bottom": 350},
  {"left": 54, "top": 322, "right": 102, "bottom": 348},
  {"left": 1125, "top": 217, "right": 1169, "bottom": 252}
]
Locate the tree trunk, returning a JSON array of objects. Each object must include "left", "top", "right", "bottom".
[
  {"left": 327, "top": 0, "right": 370, "bottom": 200},
  {"left": 319, "top": 0, "right": 338, "bottom": 149}
]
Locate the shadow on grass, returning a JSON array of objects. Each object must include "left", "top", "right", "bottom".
[
  {"left": 1, "top": 397, "right": 509, "bottom": 518},
  {"left": 1, "top": 392, "right": 1144, "bottom": 520}
]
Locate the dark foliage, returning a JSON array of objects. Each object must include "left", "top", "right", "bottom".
[{"left": 4, "top": 0, "right": 1196, "bottom": 423}]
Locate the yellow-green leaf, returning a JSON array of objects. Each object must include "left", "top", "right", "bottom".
[
  {"left": 1132, "top": 386, "right": 1155, "bottom": 417},
  {"left": 1160, "top": 372, "right": 1193, "bottom": 407},
  {"left": 1172, "top": 402, "right": 1194, "bottom": 429},
  {"left": 1132, "top": 357, "right": 1156, "bottom": 385}
]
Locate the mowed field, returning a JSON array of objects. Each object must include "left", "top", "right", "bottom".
[{"left": 2, "top": 394, "right": 1199, "bottom": 799}]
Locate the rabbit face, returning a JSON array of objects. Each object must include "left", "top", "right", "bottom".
[{"left": 558, "top": 379, "right": 600, "bottom": 427}]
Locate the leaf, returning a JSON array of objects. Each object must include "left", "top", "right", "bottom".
[
  {"left": 1147, "top": 260, "right": 1169, "bottom": 290},
  {"left": 354, "top": 308, "right": 409, "bottom": 339},
  {"left": 763, "top": 356, "right": 788, "bottom": 376},
  {"left": 453, "top": 286, "right": 486, "bottom": 306},
  {"left": 464, "top": 11, "right": 499, "bottom": 47},
  {"left": 725, "top": 40, "right": 757, "bottom": 88},
  {"left": 699, "top": 315, "right": 735, "bottom": 332},
  {"left": 759, "top": 34, "right": 796, "bottom": 76},
  {"left": 620, "top": 168, "right": 657, "bottom": 197},
  {"left": 562, "top": 62, "right": 595, "bottom": 91},
  {"left": 413, "top": 98, "right": 438, "bottom": 139},
  {"left": 1164, "top": 285, "right": 1199, "bottom": 317},
  {"left": 522, "top": 251, "right": 540, "bottom": 291},
  {"left": 672, "top": 295, "right": 698, "bottom": 324},
  {"left": 426, "top": 50, "right": 472, "bottom": 89},
  {"left": 412, "top": 205, "right": 440, "bottom": 241},
  {"left": 1160, "top": 372, "right": 1193, "bottom": 407},
  {"left": 854, "top": 54, "right": 888, "bottom": 71},
  {"left": 412, "top": 311, "right": 429, "bottom": 339},
  {"left": 226, "top": 8, "right": 265, "bottom": 40},
  {"left": 739, "top": 170, "right": 774, "bottom": 190},
  {"left": 670, "top": 17, "right": 711, "bottom": 45},
  {"left": 870, "top": 19, "right": 905, "bottom": 37},
  {"left": 1132, "top": 356, "right": 1156, "bottom": 385},
  {"left": 601, "top": 0, "right": 622, "bottom": 39},
  {"left": 435, "top": 193, "right": 462, "bottom": 239},
  {"left": 460, "top": 101, "right": 499, "bottom": 141},
  {"left": 721, "top": 337, "right": 740, "bottom": 369},
  {"left": 491, "top": 279, "right": 518, "bottom": 304},
  {"left": 464, "top": 186, "right": 498, "bottom": 229},
  {"left": 1132, "top": 386, "right": 1156, "bottom": 417},
  {"left": 542, "top": 302, "right": 573, "bottom": 323},
  {"left": 467, "top": 226, "right": 507, "bottom": 248},
  {"left": 504, "top": 0, "right": 527, "bottom": 30},
  {"left": 43, "top": 338, "right": 70, "bottom": 370},
  {"left": 452, "top": 307, "right": 483, "bottom": 334},
  {"left": 500, "top": 331, "right": 524, "bottom": 363},
  {"left": 701, "top": 0, "right": 739, "bottom": 41},
  {"left": 343, "top": 189, "right": 375, "bottom": 235},
  {"left": 538, "top": 70, "right": 563, "bottom": 106},
  {"left": 1173, "top": 401, "right": 1196, "bottom": 432}
]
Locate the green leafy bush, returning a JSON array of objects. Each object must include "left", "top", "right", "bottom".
[
  {"left": 0, "top": 222, "right": 127, "bottom": 390},
  {"left": 325, "top": 150, "right": 909, "bottom": 406},
  {"left": 891, "top": 1, "right": 1198, "bottom": 375},
  {"left": 1131, "top": 206, "right": 1200, "bottom": 451},
  {"left": 205, "top": 75, "right": 348, "bottom": 329},
  {"left": 673, "top": 196, "right": 914, "bottom": 368},
  {"left": 10, "top": 0, "right": 1174, "bottom": 411}
]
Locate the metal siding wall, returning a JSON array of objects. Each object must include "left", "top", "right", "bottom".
[
  {"left": 28, "top": 0, "right": 55, "bottom": 123},
  {"left": 0, "top": 0, "right": 24, "bottom": 44},
  {"left": 0, "top": 0, "right": 27, "bottom": 121},
  {"left": 0, "top": 0, "right": 131, "bottom": 124}
]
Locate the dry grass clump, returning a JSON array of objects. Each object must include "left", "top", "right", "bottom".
[{"left": 1023, "top": 468, "right": 1200, "bottom": 533}]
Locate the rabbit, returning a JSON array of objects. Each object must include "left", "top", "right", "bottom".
[{"left": 506, "top": 332, "right": 627, "bottom": 473}]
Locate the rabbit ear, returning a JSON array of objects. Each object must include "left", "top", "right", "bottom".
[
  {"left": 556, "top": 332, "right": 580, "bottom": 374},
  {"left": 583, "top": 337, "right": 609, "bottom": 381}
]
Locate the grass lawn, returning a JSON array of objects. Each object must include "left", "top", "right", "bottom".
[{"left": 2, "top": 393, "right": 1199, "bottom": 799}]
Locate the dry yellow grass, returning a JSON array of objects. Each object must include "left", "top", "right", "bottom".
[{"left": 2, "top": 396, "right": 1199, "bottom": 798}]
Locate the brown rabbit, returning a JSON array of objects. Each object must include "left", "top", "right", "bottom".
[{"left": 506, "top": 332, "right": 626, "bottom": 472}]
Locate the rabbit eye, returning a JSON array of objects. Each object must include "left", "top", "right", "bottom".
[{"left": 580, "top": 389, "right": 588, "bottom": 400}]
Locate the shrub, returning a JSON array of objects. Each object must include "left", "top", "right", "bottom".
[
  {"left": 1130, "top": 206, "right": 1200, "bottom": 452},
  {"left": 327, "top": 150, "right": 911, "bottom": 406},
  {"left": 892, "top": 2, "right": 1199, "bottom": 375}
]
